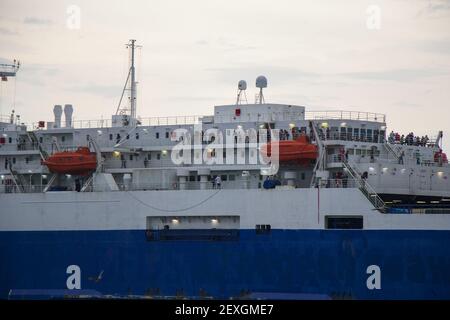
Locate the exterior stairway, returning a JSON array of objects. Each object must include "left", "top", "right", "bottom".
[
  {"left": 8, "top": 167, "right": 24, "bottom": 193},
  {"left": 26, "top": 131, "right": 48, "bottom": 161},
  {"left": 384, "top": 142, "right": 402, "bottom": 161},
  {"left": 342, "top": 161, "right": 386, "bottom": 213}
]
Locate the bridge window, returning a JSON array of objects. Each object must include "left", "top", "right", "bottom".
[
  {"left": 325, "top": 216, "right": 363, "bottom": 229},
  {"left": 340, "top": 127, "right": 346, "bottom": 140},
  {"left": 373, "top": 130, "right": 379, "bottom": 143},
  {"left": 367, "top": 129, "right": 373, "bottom": 142},
  {"left": 353, "top": 128, "right": 359, "bottom": 141},
  {"left": 360, "top": 129, "right": 366, "bottom": 142},
  {"left": 347, "top": 127, "right": 353, "bottom": 140}
]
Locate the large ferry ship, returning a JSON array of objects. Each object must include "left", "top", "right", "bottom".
[{"left": 1, "top": 40, "right": 450, "bottom": 300}]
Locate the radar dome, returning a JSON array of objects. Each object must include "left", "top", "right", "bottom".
[
  {"left": 256, "top": 75, "right": 267, "bottom": 88},
  {"left": 238, "top": 80, "right": 247, "bottom": 90}
]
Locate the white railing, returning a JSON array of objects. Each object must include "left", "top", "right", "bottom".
[
  {"left": 0, "top": 178, "right": 360, "bottom": 194},
  {"left": 18, "top": 109, "right": 386, "bottom": 131},
  {"left": 305, "top": 110, "right": 385, "bottom": 123},
  {"left": 0, "top": 115, "right": 11, "bottom": 123}
]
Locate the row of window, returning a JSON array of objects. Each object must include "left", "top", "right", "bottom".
[
  {"left": 323, "top": 128, "right": 386, "bottom": 143},
  {"left": 107, "top": 131, "right": 172, "bottom": 142}
]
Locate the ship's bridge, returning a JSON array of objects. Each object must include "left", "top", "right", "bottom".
[{"left": 213, "top": 103, "right": 305, "bottom": 124}]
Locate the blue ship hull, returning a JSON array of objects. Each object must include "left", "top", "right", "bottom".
[{"left": 1, "top": 229, "right": 450, "bottom": 299}]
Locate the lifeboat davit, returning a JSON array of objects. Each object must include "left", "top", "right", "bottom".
[
  {"left": 260, "top": 135, "right": 318, "bottom": 165},
  {"left": 42, "top": 147, "right": 97, "bottom": 175}
]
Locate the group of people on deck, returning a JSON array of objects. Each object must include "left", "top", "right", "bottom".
[{"left": 388, "top": 131, "right": 430, "bottom": 147}]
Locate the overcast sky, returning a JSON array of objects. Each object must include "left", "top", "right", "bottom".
[{"left": 0, "top": 0, "right": 449, "bottom": 148}]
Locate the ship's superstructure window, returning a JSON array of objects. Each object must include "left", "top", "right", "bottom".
[
  {"left": 347, "top": 127, "right": 353, "bottom": 140},
  {"left": 360, "top": 129, "right": 366, "bottom": 142},
  {"left": 136, "top": 132, "right": 139, "bottom": 140},
  {"left": 156, "top": 153, "right": 161, "bottom": 160},
  {"left": 39, "top": 137, "right": 43, "bottom": 144},
  {"left": 340, "top": 127, "right": 346, "bottom": 140},
  {"left": 353, "top": 128, "right": 359, "bottom": 141},
  {"left": 109, "top": 133, "right": 113, "bottom": 141},
  {"left": 156, "top": 132, "right": 159, "bottom": 139},
  {"left": 256, "top": 224, "right": 271, "bottom": 234},
  {"left": 61, "top": 136, "right": 65, "bottom": 142},
  {"left": 165, "top": 132, "right": 169, "bottom": 139},
  {"left": 8, "top": 137, "right": 12, "bottom": 144},
  {"left": 326, "top": 216, "right": 363, "bottom": 229},
  {"left": 367, "top": 129, "right": 373, "bottom": 142},
  {"left": 373, "top": 130, "right": 379, "bottom": 142}
]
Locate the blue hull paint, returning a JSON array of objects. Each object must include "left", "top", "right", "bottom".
[{"left": 1, "top": 229, "right": 450, "bottom": 299}]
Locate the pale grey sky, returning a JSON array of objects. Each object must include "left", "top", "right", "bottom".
[{"left": 0, "top": 0, "right": 449, "bottom": 148}]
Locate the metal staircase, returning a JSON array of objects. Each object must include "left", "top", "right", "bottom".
[
  {"left": 27, "top": 131, "right": 48, "bottom": 161},
  {"left": 310, "top": 121, "right": 326, "bottom": 187},
  {"left": 8, "top": 167, "right": 23, "bottom": 193},
  {"left": 342, "top": 161, "right": 386, "bottom": 213},
  {"left": 80, "top": 175, "right": 94, "bottom": 192},
  {"left": 43, "top": 174, "right": 57, "bottom": 192},
  {"left": 384, "top": 142, "right": 402, "bottom": 161}
]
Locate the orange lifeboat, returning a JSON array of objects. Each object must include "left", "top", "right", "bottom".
[
  {"left": 42, "top": 147, "right": 97, "bottom": 175},
  {"left": 260, "top": 135, "right": 318, "bottom": 165}
]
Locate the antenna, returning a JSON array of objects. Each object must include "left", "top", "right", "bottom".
[
  {"left": 0, "top": 59, "right": 20, "bottom": 116},
  {"left": 115, "top": 40, "right": 142, "bottom": 126},
  {"left": 236, "top": 80, "right": 248, "bottom": 105},
  {"left": 255, "top": 75, "right": 267, "bottom": 104},
  {"left": 0, "top": 60, "right": 20, "bottom": 80}
]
